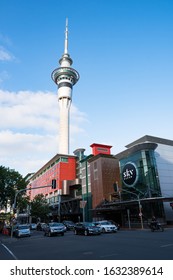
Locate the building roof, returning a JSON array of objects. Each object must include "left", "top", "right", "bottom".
[
  {"left": 114, "top": 142, "right": 158, "bottom": 160},
  {"left": 29, "top": 153, "right": 77, "bottom": 180},
  {"left": 126, "top": 135, "right": 173, "bottom": 148},
  {"left": 90, "top": 143, "right": 112, "bottom": 149}
]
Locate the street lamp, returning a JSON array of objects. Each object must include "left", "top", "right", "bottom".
[
  {"left": 58, "top": 189, "right": 61, "bottom": 222},
  {"left": 13, "top": 188, "right": 25, "bottom": 214},
  {"left": 13, "top": 184, "right": 52, "bottom": 219},
  {"left": 121, "top": 188, "right": 144, "bottom": 230}
]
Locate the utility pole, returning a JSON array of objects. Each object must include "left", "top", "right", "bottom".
[
  {"left": 121, "top": 188, "right": 144, "bottom": 229},
  {"left": 10, "top": 185, "right": 52, "bottom": 238},
  {"left": 57, "top": 189, "right": 61, "bottom": 222},
  {"left": 13, "top": 185, "right": 52, "bottom": 213}
]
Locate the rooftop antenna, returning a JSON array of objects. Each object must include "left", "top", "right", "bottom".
[{"left": 64, "top": 17, "right": 68, "bottom": 54}]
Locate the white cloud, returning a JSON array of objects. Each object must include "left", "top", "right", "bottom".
[
  {"left": 0, "top": 89, "right": 88, "bottom": 176},
  {"left": 0, "top": 90, "right": 58, "bottom": 133},
  {"left": 0, "top": 46, "right": 14, "bottom": 61}
]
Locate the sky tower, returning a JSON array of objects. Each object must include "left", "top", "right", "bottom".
[{"left": 51, "top": 19, "right": 80, "bottom": 154}]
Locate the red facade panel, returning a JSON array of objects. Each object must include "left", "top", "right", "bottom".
[
  {"left": 58, "top": 158, "right": 76, "bottom": 189},
  {"left": 28, "top": 156, "right": 76, "bottom": 199},
  {"left": 90, "top": 143, "right": 112, "bottom": 156}
]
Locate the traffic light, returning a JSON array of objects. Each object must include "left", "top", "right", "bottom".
[
  {"left": 113, "top": 182, "right": 118, "bottom": 192},
  {"left": 52, "top": 179, "right": 56, "bottom": 189}
]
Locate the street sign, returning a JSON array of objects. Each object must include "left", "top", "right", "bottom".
[{"left": 80, "top": 200, "right": 87, "bottom": 208}]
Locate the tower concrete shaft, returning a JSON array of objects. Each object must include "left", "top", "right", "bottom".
[{"left": 51, "top": 19, "right": 79, "bottom": 154}]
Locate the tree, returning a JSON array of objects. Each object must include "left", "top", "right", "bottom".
[
  {"left": 30, "top": 194, "right": 50, "bottom": 222},
  {"left": 17, "top": 194, "right": 30, "bottom": 213},
  {"left": 0, "top": 165, "right": 27, "bottom": 209}
]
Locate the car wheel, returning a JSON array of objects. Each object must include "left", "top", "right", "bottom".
[
  {"left": 74, "top": 229, "right": 78, "bottom": 235},
  {"left": 102, "top": 228, "right": 106, "bottom": 233},
  {"left": 61, "top": 232, "right": 64, "bottom": 236},
  {"left": 84, "top": 230, "right": 88, "bottom": 236}
]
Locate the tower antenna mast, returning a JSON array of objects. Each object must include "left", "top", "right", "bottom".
[
  {"left": 64, "top": 18, "right": 68, "bottom": 54},
  {"left": 51, "top": 19, "right": 80, "bottom": 154}
]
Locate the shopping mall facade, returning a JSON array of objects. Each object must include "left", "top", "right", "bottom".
[{"left": 27, "top": 135, "right": 173, "bottom": 227}]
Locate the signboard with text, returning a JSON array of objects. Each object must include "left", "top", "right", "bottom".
[{"left": 122, "top": 162, "right": 138, "bottom": 187}]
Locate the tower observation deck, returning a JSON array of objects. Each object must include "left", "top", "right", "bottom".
[{"left": 51, "top": 19, "right": 80, "bottom": 154}]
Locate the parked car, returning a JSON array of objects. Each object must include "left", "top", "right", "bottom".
[
  {"left": 44, "top": 222, "right": 66, "bottom": 237},
  {"left": 108, "top": 220, "right": 120, "bottom": 230},
  {"left": 62, "top": 220, "right": 75, "bottom": 231},
  {"left": 30, "top": 223, "right": 37, "bottom": 230},
  {"left": 41, "top": 223, "right": 48, "bottom": 232},
  {"left": 94, "top": 220, "right": 118, "bottom": 233},
  {"left": 14, "top": 224, "right": 31, "bottom": 238},
  {"left": 74, "top": 222, "right": 102, "bottom": 236},
  {"left": 36, "top": 222, "right": 47, "bottom": 231}
]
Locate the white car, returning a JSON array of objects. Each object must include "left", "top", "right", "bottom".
[
  {"left": 44, "top": 223, "right": 66, "bottom": 237},
  {"left": 14, "top": 224, "right": 31, "bottom": 238},
  {"left": 94, "top": 220, "right": 118, "bottom": 233}
]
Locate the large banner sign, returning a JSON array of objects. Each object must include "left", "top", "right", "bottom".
[{"left": 122, "top": 162, "right": 138, "bottom": 187}]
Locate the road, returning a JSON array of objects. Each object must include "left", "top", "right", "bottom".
[{"left": 0, "top": 228, "right": 173, "bottom": 260}]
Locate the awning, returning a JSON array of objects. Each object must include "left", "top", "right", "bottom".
[{"left": 92, "top": 196, "right": 173, "bottom": 212}]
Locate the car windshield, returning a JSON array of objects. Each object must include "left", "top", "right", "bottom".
[
  {"left": 18, "top": 225, "right": 29, "bottom": 229},
  {"left": 84, "top": 222, "right": 95, "bottom": 227},
  {"left": 100, "top": 222, "right": 112, "bottom": 225},
  {"left": 65, "top": 221, "right": 74, "bottom": 224},
  {"left": 49, "top": 223, "right": 63, "bottom": 227},
  {"left": 41, "top": 223, "right": 46, "bottom": 227}
]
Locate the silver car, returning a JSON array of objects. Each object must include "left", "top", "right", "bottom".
[
  {"left": 14, "top": 224, "right": 31, "bottom": 238},
  {"left": 94, "top": 220, "right": 118, "bottom": 233},
  {"left": 44, "top": 222, "right": 66, "bottom": 237}
]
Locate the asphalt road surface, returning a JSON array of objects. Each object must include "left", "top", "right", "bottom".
[{"left": 0, "top": 228, "right": 173, "bottom": 260}]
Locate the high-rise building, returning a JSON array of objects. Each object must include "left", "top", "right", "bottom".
[{"left": 51, "top": 19, "right": 79, "bottom": 154}]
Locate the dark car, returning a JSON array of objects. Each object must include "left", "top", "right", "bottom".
[
  {"left": 44, "top": 222, "right": 66, "bottom": 237},
  {"left": 62, "top": 220, "right": 75, "bottom": 231},
  {"left": 74, "top": 222, "right": 102, "bottom": 236}
]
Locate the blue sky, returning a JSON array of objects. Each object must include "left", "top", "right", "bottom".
[{"left": 0, "top": 0, "right": 173, "bottom": 176}]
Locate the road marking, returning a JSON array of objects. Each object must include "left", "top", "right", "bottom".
[
  {"left": 83, "top": 251, "right": 93, "bottom": 255},
  {"left": 160, "top": 243, "right": 173, "bottom": 248},
  {"left": 100, "top": 253, "right": 119, "bottom": 258},
  {"left": 1, "top": 243, "right": 18, "bottom": 260}
]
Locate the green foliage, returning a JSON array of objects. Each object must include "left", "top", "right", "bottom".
[
  {"left": 17, "top": 195, "right": 30, "bottom": 212},
  {"left": 30, "top": 194, "right": 50, "bottom": 221},
  {"left": 0, "top": 165, "right": 27, "bottom": 208}
]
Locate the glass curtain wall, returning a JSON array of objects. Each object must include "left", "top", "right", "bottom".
[{"left": 120, "top": 149, "right": 164, "bottom": 222}]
